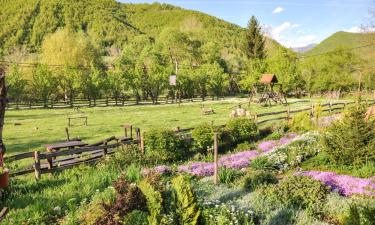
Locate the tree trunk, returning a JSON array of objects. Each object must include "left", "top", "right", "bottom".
[{"left": 0, "top": 68, "right": 7, "bottom": 167}]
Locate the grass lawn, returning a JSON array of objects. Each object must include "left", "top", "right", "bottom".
[{"left": 4, "top": 97, "right": 347, "bottom": 156}]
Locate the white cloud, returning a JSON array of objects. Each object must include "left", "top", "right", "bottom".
[
  {"left": 264, "top": 22, "right": 318, "bottom": 48},
  {"left": 272, "top": 6, "right": 284, "bottom": 14},
  {"left": 345, "top": 26, "right": 362, "bottom": 33}
]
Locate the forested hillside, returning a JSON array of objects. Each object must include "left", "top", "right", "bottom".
[
  {"left": 305, "top": 31, "right": 375, "bottom": 62},
  {"left": 0, "top": 0, "right": 280, "bottom": 57}
]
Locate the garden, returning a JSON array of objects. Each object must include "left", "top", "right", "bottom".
[{"left": 0, "top": 100, "right": 374, "bottom": 225}]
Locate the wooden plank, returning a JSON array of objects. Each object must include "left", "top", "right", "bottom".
[
  {"left": 258, "top": 116, "right": 288, "bottom": 124},
  {"left": 0, "top": 207, "right": 9, "bottom": 222},
  {"left": 289, "top": 107, "right": 311, "bottom": 114},
  {"left": 44, "top": 141, "right": 87, "bottom": 150},
  {"left": 40, "top": 143, "right": 121, "bottom": 158},
  {"left": 4, "top": 151, "right": 34, "bottom": 163},
  {"left": 86, "top": 136, "right": 117, "bottom": 147},
  {"left": 41, "top": 156, "right": 102, "bottom": 174},
  {"left": 257, "top": 110, "right": 287, "bottom": 117}
]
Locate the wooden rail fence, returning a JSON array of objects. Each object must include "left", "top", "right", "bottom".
[{"left": 5, "top": 136, "right": 142, "bottom": 180}]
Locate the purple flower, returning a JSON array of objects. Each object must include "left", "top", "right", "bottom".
[
  {"left": 297, "top": 171, "right": 375, "bottom": 196},
  {"left": 154, "top": 165, "right": 172, "bottom": 174},
  {"left": 258, "top": 140, "right": 277, "bottom": 152}
]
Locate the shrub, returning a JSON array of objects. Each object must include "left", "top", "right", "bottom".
[
  {"left": 171, "top": 175, "right": 200, "bottom": 225},
  {"left": 343, "top": 204, "right": 375, "bottom": 225},
  {"left": 277, "top": 176, "right": 329, "bottom": 215},
  {"left": 138, "top": 180, "right": 164, "bottom": 225},
  {"left": 242, "top": 170, "right": 278, "bottom": 191},
  {"left": 226, "top": 117, "right": 258, "bottom": 143},
  {"left": 267, "top": 123, "right": 289, "bottom": 140},
  {"left": 290, "top": 112, "right": 314, "bottom": 132},
  {"left": 201, "top": 202, "right": 255, "bottom": 225},
  {"left": 145, "top": 128, "right": 188, "bottom": 162},
  {"left": 249, "top": 156, "right": 276, "bottom": 171},
  {"left": 218, "top": 167, "right": 243, "bottom": 185},
  {"left": 191, "top": 123, "right": 214, "bottom": 153},
  {"left": 323, "top": 105, "right": 375, "bottom": 166},
  {"left": 233, "top": 141, "right": 256, "bottom": 152}
]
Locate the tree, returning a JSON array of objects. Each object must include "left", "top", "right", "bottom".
[
  {"left": 6, "top": 64, "right": 27, "bottom": 104},
  {"left": 30, "top": 65, "right": 55, "bottom": 107},
  {"left": 200, "top": 62, "right": 228, "bottom": 99},
  {"left": 243, "top": 16, "right": 266, "bottom": 60},
  {"left": 41, "top": 28, "right": 103, "bottom": 104}
]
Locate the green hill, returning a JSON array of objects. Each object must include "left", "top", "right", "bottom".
[
  {"left": 305, "top": 31, "right": 375, "bottom": 62},
  {"left": 0, "top": 0, "right": 281, "bottom": 60}
]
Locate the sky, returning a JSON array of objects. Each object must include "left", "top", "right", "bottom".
[{"left": 118, "top": 0, "right": 373, "bottom": 48}]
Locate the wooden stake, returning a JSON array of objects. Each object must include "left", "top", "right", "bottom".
[
  {"left": 65, "top": 127, "right": 70, "bottom": 141},
  {"left": 140, "top": 132, "right": 145, "bottom": 154},
  {"left": 213, "top": 133, "right": 218, "bottom": 185},
  {"left": 34, "top": 151, "right": 41, "bottom": 180}
]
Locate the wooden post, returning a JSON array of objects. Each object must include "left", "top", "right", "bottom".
[
  {"left": 287, "top": 106, "right": 291, "bottom": 120},
  {"left": 329, "top": 102, "right": 332, "bottom": 113},
  {"left": 310, "top": 104, "right": 314, "bottom": 118},
  {"left": 65, "top": 127, "right": 70, "bottom": 141},
  {"left": 213, "top": 133, "right": 218, "bottom": 185},
  {"left": 0, "top": 207, "right": 9, "bottom": 222},
  {"left": 34, "top": 151, "right": 41, "bottom": 180},
  {"left": 103, "top": 141, "right": 108, "bottom": 155},
  {"left": 140, "top": 132, "right": 145, "bottom": 154}
]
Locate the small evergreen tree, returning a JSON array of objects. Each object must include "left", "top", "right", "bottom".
[
  {"left": 323, "top": 104, "right": 375, "bottom": 166},
  {"left": 243, "top": 16, "right": 266, "bottom": 60}
]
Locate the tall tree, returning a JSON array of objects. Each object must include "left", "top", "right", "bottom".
[
  {"left": 30, "top": 65, "right": 55, "bottom": 107},
  {"left": 6, "top": 64, "right": 27, "bottom": 104},
  {"left": 243, "top": 16, "right": 266, "bottom": 60}
]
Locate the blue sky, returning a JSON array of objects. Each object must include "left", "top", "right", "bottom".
[{"left": 118, "top": 0, "right": 373, "bottom": 48}]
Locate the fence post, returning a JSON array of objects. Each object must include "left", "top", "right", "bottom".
[
  {"left": 310, "top": 104, "right": 314, "bottom": 118},
  {"left": 329, "top": 102, "right": 332, "bottom": 113},
  {"left": 213, "top": 133, "right": 218, "bottom": 185},
  {"left": 140, "top": 132, "right": 145, "bottom": 154},
  {"left": 103, "top": 140, "right": 108, "bottom": 155},
  {"left": 287, "top": 106, "right": 291, "bottom": 121},
  {"left": 34, "top": 151, "right": 41, "bottom": 180}
]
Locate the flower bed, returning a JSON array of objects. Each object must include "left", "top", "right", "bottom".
[{"left": 297, "top": 170, "right": 375, "bottom": 196}]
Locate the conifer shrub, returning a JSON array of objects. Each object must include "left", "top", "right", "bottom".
[
  {"left": 138, "top": 180, "right": 164, "bottom": 225},
  {"left": 289, "top": 111, "right": 314, "bottom": 132},
  {"left": 323, "top": 105, "right": 375, "bottom": 166},
  {"left": 171, "top": 175, "right": 200, "bottom": 225}
]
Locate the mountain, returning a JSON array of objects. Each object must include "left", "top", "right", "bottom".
[
  {"left": 292, "top": 43, "right": 317, "bottom": 53},
  {"left": 304, "top": 31, "right": 375, "bottom": 62},
  {"left": 0, "top": 0, "right": 282, "bottom": 60}
]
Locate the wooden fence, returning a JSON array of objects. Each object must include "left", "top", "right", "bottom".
[
  {"left": 5, "top": 136, "right": 142, "bottom": 180},
  {"left": 6, "top": 96, "right": 224, "bottom": 110}
]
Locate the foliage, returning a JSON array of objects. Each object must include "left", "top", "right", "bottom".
[
  {"left": 191, "top": 123, "right": 214, "bottom": 153},
  {"left": 201, "top": 201, "right": 255, "bottom": 225},
  {"left": 242, "top": 170, "right": 278, "bottom": 191},
  {"left": 145, "top": 128, "right": 188, "bottom": 162},
  {"left": 218, "top": 167, "right": 243, "bottom": 185},
  {"left": 249, "top": 156, "right": 276, "bottom": 171},
  {"left": 233, "top": 141, "right": 256, "bottom": 152},
  {"left": 289, "top": 111, "right": 314, "bottom": 132},
  {"left": 125, "top": 164, "right": 142, "bottom": 183},
  {"left": 138, "top": 180, "right": 164, "bottom": 225},
  {"left": 226, "top": 117, "right": 258, "bottom": 143},
  {"left": 276, "top": 176, "right": 329, "bottom": 215},
  {"left": 94, "top": 176, "right": 147, "bottom": 225},
  {"left": 123, "top": 210, "right": 148, "bottom": 225},
  {"left": 171, "top": 175, "right": 200, "bottom": 225},
  {"left": 6, "top": 64, "right": 27, "bottom": 102},
  {"left": 323, "top": 105, "right": 375, "bottom": 166}
]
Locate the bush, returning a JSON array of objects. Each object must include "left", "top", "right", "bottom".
[
  {"left": 233, "top": 141, "right": 256, "bottom": 152},
  {"left": 242, "top": 170, "right": 278, "bottom": 191},
  {"left": 277, "top": 176, "right": 329, "bottom": 215},
  {"left": 191, "top": 123, "right": 214, "bottom": 153},
  {"left": 218, "top": 167, "right": 243, "bottom": 184},
  {"left": 123, "top": 210, "right": 148, "bottom": 225},
  {"left": 172, "top": 175, "right": 200, "bottom": 225},
  {"left": 226, "top": 117, "right": 258, "bottom": 143},
  {"left": 138, "top": 180, "right": 164, "bottom": 225},
  {"left": 249, "top": 156, "right": 277, "bottom": 171},
  {"left": 290, "top": 112, "right": 314, "bottom": 132},
  {"left": 201, "top": 202, "right": 255, "bottom": 225},
  {"left": 145, "top": 128, "right": 188, "bottom": 162},
  {"left": 343, "top": 204, "right": 375, "bottom": 225},
  {"left": 323, "top": 105, "right": 375, "bottom": 166}
]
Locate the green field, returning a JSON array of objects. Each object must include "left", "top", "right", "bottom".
[{"left": 4, "top": 97, "right": 346, "bottom": 156}]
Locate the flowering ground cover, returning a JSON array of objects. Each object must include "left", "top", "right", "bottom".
[{"left": 297, "top": 170, "right": 375, "bottom": 196}]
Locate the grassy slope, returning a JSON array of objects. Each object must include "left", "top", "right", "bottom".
[{"left": 305, "top": 31, "right": 375, "bottom": 62}]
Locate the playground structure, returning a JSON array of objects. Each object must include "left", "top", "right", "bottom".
[{"left": 250, "top": 74, "right": 288, "bottom": 106}]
